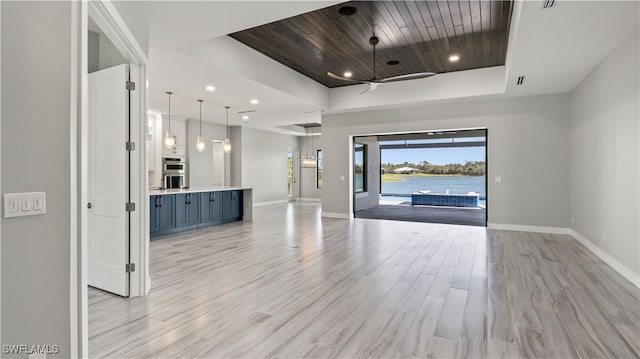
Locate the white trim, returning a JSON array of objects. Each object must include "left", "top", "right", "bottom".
[
  {"left": 487, "top": 223, "right": 572, "bottom": 235},
  {"left": 70, "top": 2, "right": 87, "bottom": 357},
  {"left": 571, "top": 230, "right": 640, "bottom": 289},
  {"left": 297, "top": 197, "right": 322, "bottom": 202},
  {"left": 322, "top": 212, "right": 354, "bottom": 219},
  {"left": 254, "top": 199, "right": 289, "bottom": 207},
  {"left": 0, "top": 0, "right": 3, "bottom": 347}
]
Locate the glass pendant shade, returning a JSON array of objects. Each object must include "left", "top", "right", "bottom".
[
  {"left": 164, "top": 130, "right": 175, "bottom": 148},
  {"left": 196, "top": 99, "right": 205, "bottom": 152},
  {"left": 223, "top": 106, "right": 231, "bottom": 153},
  {"left": 164, "top": 91, "right": 175, "bottom": 149},
  {"left": 196, "top": 135, "right": 206, "bottom": 152}
]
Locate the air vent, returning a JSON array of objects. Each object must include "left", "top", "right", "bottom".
[
  {"left": 542, "top": 0, "right": 555, "bottom": 9},
  {"left": 516, "top": 76, "right": 525, "bottom": 86}
]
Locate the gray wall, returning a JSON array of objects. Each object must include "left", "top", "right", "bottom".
[
  {"left": 321, "top": 94, "right": 571, "bottom": 226},
  {"left": 298, "top": 134, "right": 322, "bottom": 200},
  {"left": 2, "top": 2, "right": 71, "bottom": 356},
  {"left": 87, "top": 30, "right": 127, "bottom": 73},
  {"left": 186, "top": 118, "right": 228, "bottom": 188},
  {"left": 240, "top": 127, "right": 298, "bottom": 204},
  {"left": 570, "top": 26, "right": 640, "bottom": 277},
  {"left": 354, "top": 136, "right": 380, "bottom": 211},
  {"left": 230, "top": 126, "right": 241, "bottom": 186},
  {"left": 110, "top": 1, "right": 149, "bottom": 58}
]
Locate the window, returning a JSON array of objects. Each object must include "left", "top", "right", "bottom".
[
  {"left": 316, "top": 149, "right": 322, "bottom": 189},
  {"left": 354, "top": 142, "right": 367, "bottom": 192}
]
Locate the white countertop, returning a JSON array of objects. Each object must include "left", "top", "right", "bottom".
[{"left": 149, "top": 186, "right": 251, "bottom": 196}]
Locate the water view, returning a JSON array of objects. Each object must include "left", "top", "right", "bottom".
[{"left": 381, "top": 175, "right": 485, "bottom": 205}]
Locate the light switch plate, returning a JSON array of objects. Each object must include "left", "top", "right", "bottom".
[{"left": 3, "top": 192, "right": 46, "bottom": 218}]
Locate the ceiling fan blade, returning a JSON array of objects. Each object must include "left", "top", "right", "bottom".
[
  {"left": 327, "top": 72, "right": 368, "bottom": 83},
  {"left": 378, "top": 72, "right": 437, "bottom": 83},
  {"left": 360, "top": 82, "right": 379, "bottom": 94}
]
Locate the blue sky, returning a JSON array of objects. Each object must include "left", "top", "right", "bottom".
[{"left": 381, "top": 147, "right": 486, "bottom": 166}]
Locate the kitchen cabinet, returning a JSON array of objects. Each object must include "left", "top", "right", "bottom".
[
  {"left": 161, "top": 118, "right": 187, "bottom": 157},
  {"left": 150, "top": 189, "right": 248, "bottom": 238},
  {"left": 150, "top": 194, "right": 175, "bottom": 234},
  {"left": 176, "top": 193, "right": 200, "bottom": 228},
  {"left": 200, "top": 191, "right": 223, "bottom": 225},
  {"left": 223, "top": 190, "right": 243, "bottom": 221}
]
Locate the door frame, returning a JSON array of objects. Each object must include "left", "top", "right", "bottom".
[{"left": 71, "top": 1, "right": 148, "bottom": 357}]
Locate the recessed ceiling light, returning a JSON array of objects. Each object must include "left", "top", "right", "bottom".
[
  {"left": 449, "top": 54, "right": 460, "bottom": 62},
  {"left": 242, "top": 115, "right": 249, "bottom": 120},
  {"left": 338, "top": 6, "right": 357, "bottom": 16},
  {"left": 343, "top": 71, "right": 352, "bottom": 78},
  {"left": 387, "top": 60, "right": 400, "bottom": 66},
  {"left": 206, "top": 85, "right": 215, "bottom": 92},
  {"left": 250, "top": 99, "right": 259, "bottom": 105}
]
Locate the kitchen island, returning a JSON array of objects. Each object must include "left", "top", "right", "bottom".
[{"left": 149, "top": 186, "right": 252, "bottom": 238}]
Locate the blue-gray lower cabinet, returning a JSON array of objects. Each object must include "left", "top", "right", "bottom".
[
  {"left": 200, "top": 191, "right": 223, "bottom": 225},
  {"left": 150, "top": 194, "right": 175, "bottom": 235},
  {"left": 151, "top": 190, "right": 242, "bottom": 238},
  {"left": 176, "top": 193, "right": 200, "bottom": 228},
  {"left": 223, "top": 190, "right": 243, "bottom": 222}
]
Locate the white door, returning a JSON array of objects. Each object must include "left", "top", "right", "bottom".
[{"left": 88, "top": 64, "right": 130, "bottom": 297}]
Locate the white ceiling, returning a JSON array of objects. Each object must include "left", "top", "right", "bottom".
[{"left": 129, "top": 0, "right": 639, "bottom": 135}]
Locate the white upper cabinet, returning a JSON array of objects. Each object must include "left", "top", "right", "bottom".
[{"left": 161, "top": 118, "right": 187, "bottom": 157}]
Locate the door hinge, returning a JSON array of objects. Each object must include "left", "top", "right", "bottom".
[
  {"left": 125, "top": 202, "right": 136, "bottom": 212},
  {"left": 125, "top": 141, "right": 136, "bottom": 151},
  {"left": 126, "top": 81, "right": 136, "bottom": 91},
  {"left": 125, "top": 263, "right": 136, "bottom": 273}
]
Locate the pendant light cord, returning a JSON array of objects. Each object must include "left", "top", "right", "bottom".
[
  {"left": 225, "top": 106, "right": 230, "bottom": 138},
  {"left": 198, "top": 99, "right": 203, "bottom": 135},
  {"left": 166, "top": 91, "right": 172, "bottom": 132}
]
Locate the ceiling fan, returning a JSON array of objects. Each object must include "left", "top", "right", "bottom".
[{"left": 328, "top": 34, "right": 436, "bottom": 94}]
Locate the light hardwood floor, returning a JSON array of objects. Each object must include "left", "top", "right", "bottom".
[{"left": 89, "top": 202, "right": 640, "bottom": 358}]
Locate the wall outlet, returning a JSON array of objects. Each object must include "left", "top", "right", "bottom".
[
  {"left": 340, "top": 176, "right": 345, "bottom": 181},
  {"left": 571, "top": 217, "right": 575, "bottom": 223},
  {"left": 494, "top": 176, "right": 502, "bottom": 183},
  {"left": 602, "top": 233, "right": 607, "bottom": 241}
]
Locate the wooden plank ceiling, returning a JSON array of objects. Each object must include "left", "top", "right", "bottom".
[{"left": 230, "top": 1, "right": 514, "bottom": 88}]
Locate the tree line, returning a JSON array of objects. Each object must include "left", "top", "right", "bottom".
[{"left": 384, "top": 161, "right": 486, "bottom": 176}]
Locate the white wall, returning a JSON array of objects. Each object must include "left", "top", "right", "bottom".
[
  {"left": 321, "top": 94, "right": 572, "bottom": 226},
  {"left": 1, "top": 2, "right": 72, "bottom": 356},
  {"left": 570, "top": 26, "right": 640, "bottom": 280},
  {"left": 186, "top": 118, "right": 228, "bottom": 188},
  {"left": 240, "top": 127, "right": 298, "bottom": 205},
  {"left": 298, "top": 134, "right": 322, "bottom": 200}
]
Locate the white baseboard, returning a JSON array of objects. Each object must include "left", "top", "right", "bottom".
[
  {"left": 487, "top": 223, "right": 572, "bottom": 235},
  {"left": 570, "top": 230, "right": 640, "bottom": 288},
  {"left": 253, "top": 199, "right": 289, "bottom": 207},
  {"left": 322, "top": 212, "right": 353, "bottom": 219},
  {"left": 297, "top": 198, "right": 322, "bottom": 202}
]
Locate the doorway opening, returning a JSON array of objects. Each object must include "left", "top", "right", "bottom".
[{"left": 353, "top": 129, "right": 487, "bottom": 227}]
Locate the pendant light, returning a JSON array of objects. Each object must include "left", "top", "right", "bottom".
[
  {"left": 196, "top": 99, "right": 206, "bottom": 152},
  {"left": 223, "top": 106, "right": 231, "bottom": 153},
  {"left": 164, "top": 91, "right": 176, "bottom": 149},
  {"left": 301, "top": 125, "right": 317, "bottom": 168}
]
